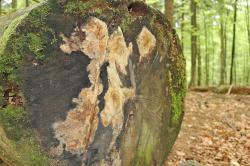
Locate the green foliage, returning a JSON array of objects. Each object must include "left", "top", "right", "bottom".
[
  {"left": 171, "top": 0, "right": 250, "bottom": 86},
  {"left": 0, "top": 105, "right": 30, "bottom": 140},
  {"left": 0, "top": 3, "right": 57, "bottom": 85}
]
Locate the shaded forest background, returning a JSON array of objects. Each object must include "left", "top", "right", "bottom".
[{"left": 0, "top": 0, "right": 250, "bottom": 87}]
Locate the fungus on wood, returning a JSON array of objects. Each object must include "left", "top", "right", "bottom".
[{"left": 0, "top": 0, "right": 186, "bottom": 165}]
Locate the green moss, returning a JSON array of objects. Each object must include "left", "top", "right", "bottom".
[
  {"left": 0, "top": 3, "right": 57, "bottom": 85},
  {"left": 64, "top": 0, "right": 105, "bottom": 15},
  {"left": 120, "top": 11, "right": 135, "bottom": 32},
  {"left": 0, "top": 14, "right": 28, "bottom": 56},
  {"left": 0, "top": 105, "right": 49, "bottom": 165},
  {"left": 0, "top": 105, "right": 30, "bottom": 140},
  {"left": 14, "top": 137, "right": 49, "bottom": 166},
  {"left": 8, "top": 3, "right": 56, "bottom": 61},
  {"left": 171, "top": 91, "right": 185, "bottom": 122},
  {"left": 0, "top": 14, "right": 28, "bottom": 85},
  {"left": 150, "top": 20, "right": 185, "bottom": 123}
]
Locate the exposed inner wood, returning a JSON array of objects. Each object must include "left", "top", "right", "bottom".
[
  {"left": 52, "top": 16, "right": 156, "bottom": 164},
  {"left": 137, "top": 27, "right": 156, "bottom": 63},
  {"left": 53, "top": 17, "right": 108, "bottom": 155}
]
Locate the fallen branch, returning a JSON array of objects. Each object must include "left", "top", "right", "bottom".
[{"left": 190, "top": 86, "right": 250, "bottom": 95}]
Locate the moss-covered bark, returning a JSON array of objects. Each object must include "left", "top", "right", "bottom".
[{"left": 0, "top": 0, "right": 185, "bottom": 165}]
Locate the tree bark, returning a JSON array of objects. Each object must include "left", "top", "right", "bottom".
[
  {"left": 165, "top": 0, "right": 174, "bottom": 27},
  {"left": 211, "top": 29, "right": 215, "bottom": 84},
  {"left": 12, "top": 0, "right": 17, "bottom": 11},
  {"left": 26, "top": 0, "right": 29, "bottom": 7},
  {"left": 230, "top": 0, "right": 238, "bottom": 85},
  {"left": 0, "top": 0, "right": 2, "bottom": 16},
  {"left": 203, "top": 11, "right": 209, "bottom": 86},
  {"left": 197, "top": 35, "right": 201, "bottom": 86},
  {"left": 189, "top": 0, "right": 197, "bottom": 88},
  {"left": 220, "top": 19, "right": 226, "bottom": 85},
  {"left": 246, "top": 0, "right": 250, "bottom": 84},
  {"left": 219, "top": 1, "right": 228, "bottom": 86},
  {"left": 181, "top": 0, "right": 184, "bottom": 50},
  {"left": 0, "top": 1, "right": 185, "bottom": 165}
]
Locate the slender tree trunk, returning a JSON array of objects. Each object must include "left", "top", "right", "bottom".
[
  {"left": 165, "top": 0, "right": 174, "bottom": 27},
  {"left": 12, "top": 0, "right": 17, "bottom": 11},
  {"left": 220, "top": 19, "right": 226, "bottom": 85},
  {"left": 203, "top": 11, "right": 209, "bottom": 86},
  {"left": 181, "top": 0, "right": 185, "bottom": 50},
  {"left": 234, "top": 57, "right": 237, "bottom": 84},
  {"left": 26, "top": 0, "right": 29, "bottom": 7},
  {"left": 189, "top": 0, "right": 197, "bottom": 88},
  {"left": 246, "top": 0, "right": 250, "bottom": 84},
  {"left": 211, "top": 27, "right": 215, "bottom": 84},
  {"left": 224, "top": 12, "right": 228, "bottom": 83},
  {"left": 197, "top": 35, "right": 201, "bottom": 86},
  {"left": 230, "top": 0, "right": 238, "bottom": 85},
  {"left": 244, "top": 51, "right": 247, "bottom": 84},
  {"left": 0, "top": 0, "right": 2, "bottom": 16}
]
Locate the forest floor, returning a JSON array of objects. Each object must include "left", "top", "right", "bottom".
[{"left": 165, "top": 92, "right": 250, "bottom": 166}]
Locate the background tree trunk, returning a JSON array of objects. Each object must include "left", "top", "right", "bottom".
[
  {"left": 26, "top": 0, "right": 29, "bottom": 7},
  {"left": 0, "top": 1, "right": 185, "bottom": 165},
  {"left": 246, "top": 0, "right": 250, "bottom": 84},
  {"left": 12, "top": 0, "right": 17, "bottom": 11},
  {"left": 230, "top": 0, "right": 238, "bottom": 85},
  {"left": 181, "top": 0, "right": 185, "bottom": 50},
  {"left": 220, "top": 19, "right": 226, "bottom": 85},
  {"left": 197, "top": 36, "right": 201, "bottom": 86},
  {"left": 189, "top": 0, "right": 197, "bottom": 87},
  {"left": 165, "top": 0, "right": 174, "bottom": 27},
  {"left": 203, "top": 11, "right": 209, "bottom": 86},
  {"left": 0, "top": 0, "right": 2, "bottom": 16}
]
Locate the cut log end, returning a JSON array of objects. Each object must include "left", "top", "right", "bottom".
[{"left": 0, "top": 0, "right": 185, "bottom": 165}]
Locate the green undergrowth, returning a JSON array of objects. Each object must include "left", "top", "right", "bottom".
[{"left": 0, "top": 105, "right": 49, "bottom": 165}]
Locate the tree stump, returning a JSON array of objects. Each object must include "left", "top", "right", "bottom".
[{"left": 0, "top": 0, "right": 186, "bottom": 165}]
